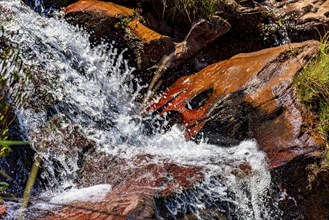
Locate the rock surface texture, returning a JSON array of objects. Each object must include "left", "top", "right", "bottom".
[
  {"left": 0, "top": 205, "right": 7, "bottom": 217},
  {"left": 269, "top": 0, "right": 329, "bottom": 39},
  {"left": 149, "top": 40, "right": 325, "bottom": 168}
]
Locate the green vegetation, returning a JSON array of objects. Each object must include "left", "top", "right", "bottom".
[
  {"left": 0, "top": 181, "right": 15, "bottom": 204},
  {"left": 115, "top": 10, "right": 142, "bottom": 29},
  {"left": 155, "top": 0, "right": 222, "bottom": 23},
  {"left": 0, "top": 181, "right": 9, "bottom": 203},
  {"left": 295, "top": 34, "right": 329, "bottom": 182},
  {"left": 294, "top": 35, "right": 329, "bottom": 141}
]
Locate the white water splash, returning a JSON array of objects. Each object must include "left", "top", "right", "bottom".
[
  {"left": 0, "top": 0, "right": 278, "bottom": 219},
  {"left": 50, "top": 184, "right": 112, "bottom": 204}
]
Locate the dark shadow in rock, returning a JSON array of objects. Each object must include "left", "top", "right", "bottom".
[{"left": 272, "top": 157, "right": 329, "bottom": 220}]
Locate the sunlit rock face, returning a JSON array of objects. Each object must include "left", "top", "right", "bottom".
[{"left": 149, "top": 40, "right": 325, "bottom": 168}]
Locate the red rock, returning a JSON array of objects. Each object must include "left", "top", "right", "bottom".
[
  {"left": 37, "top": 155, "right": 204, "bottom": 220},
  {"left": 149, "top": 40, "right": 325, "bottom": 169},
  {"left": 0, "top": 205, "right": 7, "bottom": 217}
]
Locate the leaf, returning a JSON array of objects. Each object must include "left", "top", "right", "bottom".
[
  {"left": 0, "top": 140, "right": 29, "bottom": 146},
  {"left": 0, "top": 170, "right": 13, "bottom": 181},
  {"left": 0, "top": 146, "right": 10, "bottom": 157},
  {"left": 0, "top": 182, "right": 9, "bottom": 192}
]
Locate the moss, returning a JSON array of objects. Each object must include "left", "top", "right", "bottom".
[{"left": 294, "top": 34, "right": 329, "bottom": 170}]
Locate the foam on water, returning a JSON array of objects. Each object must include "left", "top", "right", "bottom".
[
  {"left": 49, "top": 184, "right": 112, "bottom": 204},
  {"left": 0, "top": 0, "right": 278, "bottom": 219}
]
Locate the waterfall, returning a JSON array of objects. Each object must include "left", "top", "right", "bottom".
[{"left": 0, "top": 0, "right": 280, "bottom": 219}]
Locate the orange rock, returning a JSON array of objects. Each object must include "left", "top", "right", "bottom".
[
  {"left": 0, "top": 205, "right": 7, "bottom": 217},
  {"left": 64, "top": 0, "right": 230, "bottom": 70},
  {"left": 149, "top": 40, "right": 325, "bottom": 168},
  {"left": 65, "top": 0, "right": 167, "bottom": 43},
  {"left": 64, "top": 0, "right": 133, "bottom": 17}
]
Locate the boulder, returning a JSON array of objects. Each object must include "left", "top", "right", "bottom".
[
  {"left": 64, "top": 0, "right": 230, "bottom": 70},
  {"left": 148, "top": 40, "right": 326, "bottom": 168}
]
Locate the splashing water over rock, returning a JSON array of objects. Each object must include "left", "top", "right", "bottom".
[{"left": 0, "top": 0, "right": 279, "bottom": 219}]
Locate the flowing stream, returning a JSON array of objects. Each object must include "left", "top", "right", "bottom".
[{"left": 0, "top": 0, "right": 280, "bottom": 219}]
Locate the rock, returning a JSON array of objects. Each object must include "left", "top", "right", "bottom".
[
  {"left": 64, "top": 0, "right": 230, "bottom": 71},
  {"left": 169, "top": 0, "right": 329, "bottom": 78},
  {"left": 29, "top": 115, "right": 95, "bottom": 154},
  {"left": 272, "top": 157, "right": 329, "bottom": 220},
  {"left": 150, "top": 0, "right": 282, "bottom": 90},
  {"left": 0, "top": 205, "right": 7, "bottom": 217},
  {"left": 44, "top": 0, "right": 78, "bottom": 7},
  {"left": 24, "top": 115, "right": 96, "bottom": 193},
  {"left": 64, "top": 0, "right": 134, "bottom": 18},
  {"left": 180, "top": 207, "right": 227, "bottom": 220},
  {"left": 23, "top": 0, "right": 78, "bottom": 8},
  {"left": 36, "top": 153, "right": 204, "bottom": 219},
  {"left": 149, "top": 40, "right": 325, "bottom": 169},
  {"left": 64, "top": 0, "right": 175, "bottom": 70},
  {"left": 221, "top": 0, "right": 329, "bottom": 43},
  {"left": 164, "top": 17, "right": 231, "bottom": 70},
  {"left": 268, "top": 0, "right": 329, "bottom": 40}
]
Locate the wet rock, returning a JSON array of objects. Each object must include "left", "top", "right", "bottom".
[
  {"left": 163, "top": 0, "right": 329, "bottom": 81},
  {"left": 43, "top": 0, "right": 78, "bottom": 7},
  {"left": 64, "top": 0, "right": 230, "bottom": 71},
  {"left": 0, "top": 205, "right": 7, "bottom": 216},
  {"left": 30, "top": 116, "right": 95, "bottom": 154},
  {"left": 36, "top": 153, "right": 205, "bottom": 219},
  {"left": 163, "top": 17, "right": 231, "bottom": 70},
  {"left": 151, "top": 0, "right": 282, "bottom": 90},
  {"left": 219, "top": 0, "right": 329, "bottom": 43},
  {"left": 26, "top": 115, "right": 96, "bottom": 192},
  {"left": 268, "top": 0, "right": 329, "bottom": 40},
  {"left": 272, "top": 157, "right": 329, "bottom": 220},
  {"left": 64, "top": 0, "right": 175, "bottom": 70},
  {"left": 149, "top": 40, "right": 325, "bottom": 168},
  {"left": 179, "top": 207, "right": 227, "bottom": 220},
  {"left": 22, "top": 0, "right": 78, "bottom": 8}
]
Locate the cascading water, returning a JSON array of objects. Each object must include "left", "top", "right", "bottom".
[{"left": 0, "top": 0, "right": 280, "bottom": 219}]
